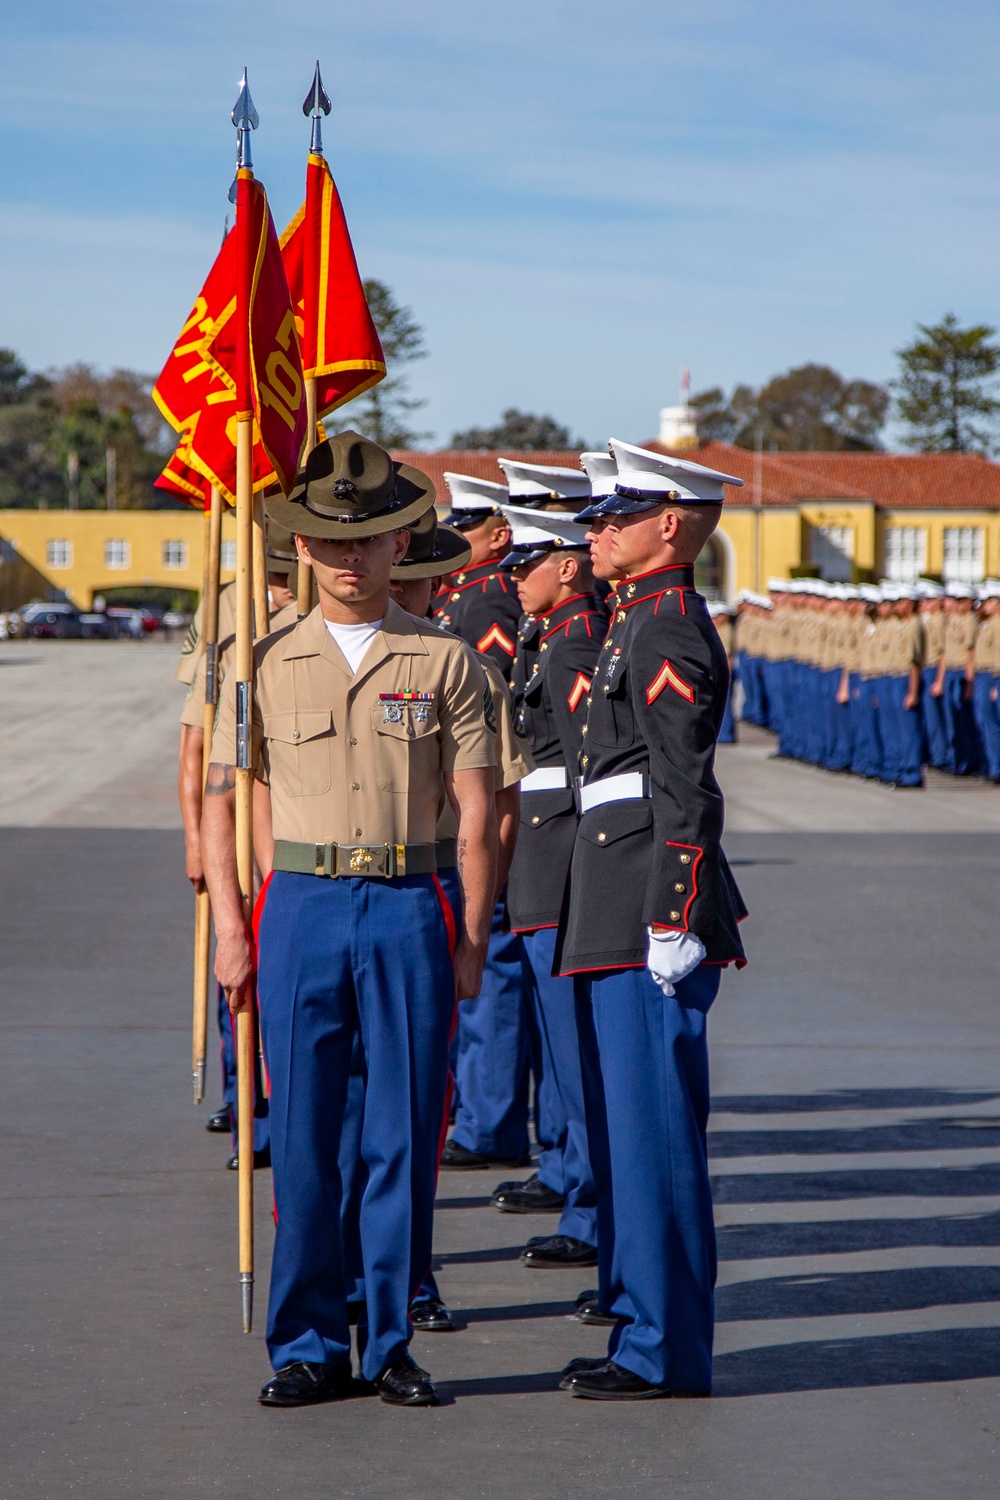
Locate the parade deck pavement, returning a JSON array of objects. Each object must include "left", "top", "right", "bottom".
[{"left": 1, "top": 641, "right": 999, "bottom": 1497}]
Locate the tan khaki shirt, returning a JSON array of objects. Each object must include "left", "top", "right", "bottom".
[
  {"left": 973, "top": 615, "right": 1000, "bottom": 673},
  {"left": 841, "top": 615, "right": 865, "bottom": 674},
  {"left": 943, "top": 612, "right": 977, "bottom": 670},
  {"left": 921, "top": 610, "right": 945, "bottom": 667},
  {"left": 436, "top": 655, "right": 533, "bottom": 840},
  {"left": 882, "top": 616, "right": 924, "bottom": 675},
  {"left": 175, "top": 582, "right": 236, "bottom": 686},
  {"left": 180, "top": 599, "right": 297, "bottom": 730},
  {"left": 210, "top": 600, "right": 496, "bottom": 846}
]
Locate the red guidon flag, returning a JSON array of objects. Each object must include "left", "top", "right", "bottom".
[
  {"left": 245, "top": 176, "right": 308, "bottom": 493},
  {"left": 152, "top": 181, "right": 306, "bottom": 504},
  {"left": 281, "top": 153, "right": 385, "bottom": 419},
  {"left": 154, "top": 431, "right": 210, "bottom": 508}
]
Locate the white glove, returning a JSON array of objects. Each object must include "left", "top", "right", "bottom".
[{"left": 646, "top": 927, "right": 706, "bottom": 996}]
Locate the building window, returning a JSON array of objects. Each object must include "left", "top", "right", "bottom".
[
  {"left": 221, "top": 540, "right": 237, "bottom": 571},
  {"left": 942, "top": 526, "right": 985, "bottom": 584},
  {"left": 883, "top": 526, "right": 927, "bottom": 583},
  {"left": 162, "top": 539, "right": 188, "bottom": 570},
  {"left": 104, "top": 539, "right": 131, "bottom": 570},
  {"left": 695, "top": 535, "right": 725, "bottom": 600},
  {"left": 46, "top": 538, "right": 73, "bottom": 570},
  {"left": 810, "top": 525, "right": 855, "bottom": 582}
]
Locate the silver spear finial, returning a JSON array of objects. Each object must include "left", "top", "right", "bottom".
[
  {"left": 302, "top": 60, "right": 332, "bottom": 155},
  {"left": 228, "top": 68, "right": 259, "bottom": 200}
]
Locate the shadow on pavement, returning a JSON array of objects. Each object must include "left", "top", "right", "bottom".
[
  {"left": 713, "top": 1088, "right": 1000, "bottom": 1113},
  {"left": 709, "top": 1118, "right": 1000, "bottom": 1157},
  {"left": 459, "top": 1300, "right": 574, "bottom": 1325},
  {"left": 440, "top": 1370, "right": 564, "bottom": 1399},
  {"left": 713, "top": 1327, "right": 1000, "bottom": 1396},
  {"left": 718, "top": 1264, "right": 1000, "bottom": 1320},
  {"left": 713, "top": 1163, "right": 1000, "bottom": 1201},
  {"left": 719, "top": 1210, "right": 1000, "bottom": 1260}
]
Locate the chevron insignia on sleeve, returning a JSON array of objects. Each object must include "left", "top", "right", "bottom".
[
  {"left": 647, "top": 658, "right": 694, "bottom": 704},
  {"left": 477, "top": 624, "right": 515, "bottom": 657},
  {"left": 567, "top": 672, "right": 591, "bottom": 712}
]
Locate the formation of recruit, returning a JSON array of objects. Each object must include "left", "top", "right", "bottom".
[
  {"left": 161, "top": 65, "right": 747, "bottom": 1410},
  {"left": 180, "top": 432, "right": 748, "bottom": 1407}
]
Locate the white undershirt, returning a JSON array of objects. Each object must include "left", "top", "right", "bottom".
[{"left": 324, "top": 617, "right": 383, "bottom": 674}]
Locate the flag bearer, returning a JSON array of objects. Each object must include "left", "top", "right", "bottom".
[{"left": 203, "top": 432, "right": 497, "bottom": 1408}]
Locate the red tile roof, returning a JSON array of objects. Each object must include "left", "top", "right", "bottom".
[{"left": 392, "top": 443, "right": 1000, "bottom": 511}]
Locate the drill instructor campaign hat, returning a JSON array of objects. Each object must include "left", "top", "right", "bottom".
[
  {"left": 266, "top": 430, "right": 434, "bottom": 540},
  {"left": 390, "top": 508, "right": 473, "bottom": 580}
]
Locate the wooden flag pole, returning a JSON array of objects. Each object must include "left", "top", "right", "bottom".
[
  {"left": 297, "top": 381, "right": 317, "bottom": 616},
  {"left": 232, "top": 69, "right": 259, "bottom": 1335},
  {"left": 251, "top": 490, "right": 270, "bottom": 642},
  {"left": 297, "top": 67, "right": 329, "bottom": 621},
  {"left": 192, "top": 486, "right": 223, "bottom": 1103}
]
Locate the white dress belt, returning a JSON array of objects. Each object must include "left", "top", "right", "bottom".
[
  {"left": 521, "top": 766, "right": 570, "bottom": 792},
  {"left": 577, "top": 771, "right": 650, "bottom": 813}
]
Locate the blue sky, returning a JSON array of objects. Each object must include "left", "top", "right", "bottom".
[{"left": 1, "top": 0, "right": 998, "bottom": 447}]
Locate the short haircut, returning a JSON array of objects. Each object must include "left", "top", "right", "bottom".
[{"left": 672, "top": 503, "right": 722, "bottom": 557}]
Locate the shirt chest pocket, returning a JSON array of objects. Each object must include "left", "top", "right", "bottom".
[
  {"left": 588, "top": 658, "right": 632, "bottom": 746},
  {"left": 371, "top": 703, "right": 440, "bottom": 792},
  {"left": 266, "top": 710, "right": 335, "bottom": 797}
]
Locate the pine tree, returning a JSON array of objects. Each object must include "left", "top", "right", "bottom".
[{"left": 895, "top": 314, "right": 1000, "bottom": 454}]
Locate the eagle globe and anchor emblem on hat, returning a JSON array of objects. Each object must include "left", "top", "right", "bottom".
[{"left": 265, "top": 428, "right": 435, "bottom": 539}]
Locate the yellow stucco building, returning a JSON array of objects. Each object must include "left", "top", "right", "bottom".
[{"left": 3, "top": 442, "right": 1000, "bottom": 611}]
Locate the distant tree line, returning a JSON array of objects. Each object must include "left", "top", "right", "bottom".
[
  {"left": 0, "top": 351, "right": 171, "bottom": 510},
  {"left": 2, "top": 310, "right": 998, "bottom": 510}
]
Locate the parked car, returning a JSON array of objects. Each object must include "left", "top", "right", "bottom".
[
  {"left": 16, "top": 602, "right": 84, "bottom": 639},
  {"left": 105, "top": 607, "right": 146, "bottom": 639},
  {"left": 79, "top": 613, "right": 114, "bottom": 639}
]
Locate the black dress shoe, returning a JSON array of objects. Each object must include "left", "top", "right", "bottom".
[
  {"left": 574, "top": 1288, "right": 617, "bottom": 1325},
  {"left": 206, "top": 1106, "right": 232, "bottom": 1134},
  {"left": 259, "top": 1361, "right": 353, "bottom": 1407},
  {"left": 226, "top": 1147, "right": 272, "bottom": 1171},
  {"left": 567, "top": 1360, "right": 709, "bottom": 1401},
  {"left": 409, "top": 1297, "right": 454, "bottom": 1332},
  {"left": 440, "top": 1139, "right": 530, "bottom": 1171},
  {"left": 492, "top": 1172, "right": 565, "bottom": 1213},
  {"left": 522, "top": 1235, "right": 598, "bottom": 1268},
  {"left": 374, "top": 1352, "right": 438, "bottom": 1406},
  {"left": 558, "top": 1355, "right": 607, "bottom": 1390}
]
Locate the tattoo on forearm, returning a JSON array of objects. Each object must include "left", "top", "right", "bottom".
[
  {"left": 457, "top": 836, "right": 467, "bottom": 877},
  {"left": 205, "top": 763, "right": 237, "bottom": 796}
]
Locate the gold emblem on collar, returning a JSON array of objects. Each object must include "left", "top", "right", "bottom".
[{"left": 626, "top": 583, "right": 636, "bottom": 597}]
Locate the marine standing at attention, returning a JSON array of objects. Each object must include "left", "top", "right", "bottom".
[
  {"left": 201, "top": 432, "right": 498, "bottom": 1409},
  {"left": 555, "top": 440, "right": 747, "bottom": 1401}
]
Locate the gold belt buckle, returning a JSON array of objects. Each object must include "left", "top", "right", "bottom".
[{"left": 348, "top": 845, "right": 376, "bottom": 875}]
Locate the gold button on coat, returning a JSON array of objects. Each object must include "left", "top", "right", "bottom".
[{"left": 670, "top": 910, "right": 681, "bottom": 921}]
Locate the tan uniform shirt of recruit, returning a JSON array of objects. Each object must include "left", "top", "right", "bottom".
[
  {"left": 179, "top": 599, "right": 297, "bottom": 731},
  {"left": 921, "top": 610, "right": 946, "bottom": 667},
  {"left": 436, "top": 654, "right": 534, "bottom": 841},
  {"left": 210, "top": 600, "right": 496, "bottom": 848},
  {"left": 943, "top": 613, "right": 978, "bottom": 670},
  {"left": 882, "top": 616, "right": 925, "bottom": 676},
  {"left": 175, "top": 581, "right": 237, "bottom": 686},
  {"left": 974, "top": 614, "right": 1000, "bottom": 674}
]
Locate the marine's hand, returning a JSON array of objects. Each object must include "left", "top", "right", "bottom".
[
  {"left": 454, "top": 935, "right": 487, "bottom": 1002},
  {"left": 185, "top": 839, "right": 206, "bottom": 893},
  {"left": 215, "top": 925, "right": 254, "bottom": 1013}
]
